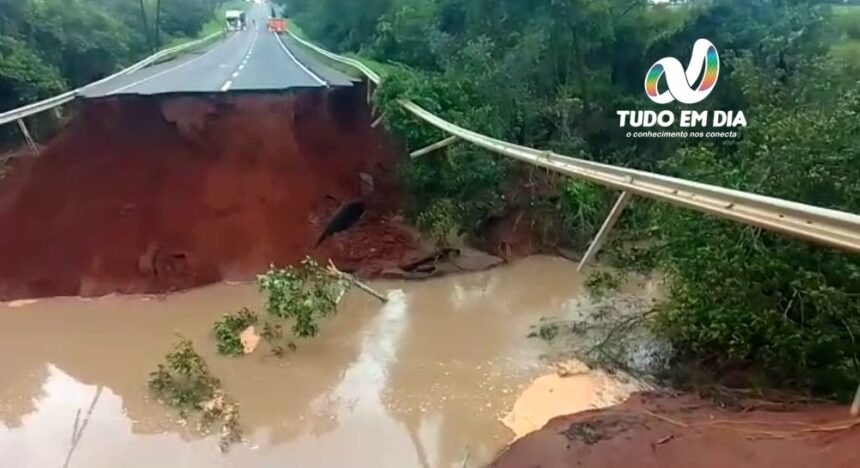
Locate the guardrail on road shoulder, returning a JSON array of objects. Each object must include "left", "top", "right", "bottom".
[
  {"left": 0, "top": 31, "right": 225, "bottom": 128},
  {"left": 286, "top": 31, "right": 381, "bottom": 85},
  {"left": 286, "top": 28, "right": 860, "bottom": 258}
]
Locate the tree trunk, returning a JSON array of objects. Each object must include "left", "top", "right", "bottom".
[
  {"left": 154, "top": 0, "right": 163, "bottom": 49},
  {"left": 138, "top": 0, "right": 154, "bottom": 53}
]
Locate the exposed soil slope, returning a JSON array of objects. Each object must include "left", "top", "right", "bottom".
[
  {"left": 492, "top": 392, "right": 860, "bottom": 468},
  {"left": 0, "top": 89, "right": 424, "bottom": 300}
]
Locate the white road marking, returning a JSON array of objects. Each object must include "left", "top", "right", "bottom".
[
  {"left": 273, "top": 33, "right": 328, "bottom": 87},
  {"left": 108, "top": 34, "right": 240, "bottom": 95},
  {"left": 225, "top": 30, "right": 259, "bottom": 90}
]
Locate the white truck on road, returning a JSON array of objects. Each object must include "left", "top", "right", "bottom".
[{"left": 225, "top": 10, "right": 246, "bottom": 31}]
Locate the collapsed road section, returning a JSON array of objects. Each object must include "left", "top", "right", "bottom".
[{"left": 0, "top": 88, "right": 427, "bottom": 300}]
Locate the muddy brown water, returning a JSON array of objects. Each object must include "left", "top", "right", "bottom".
[{"left": 0, "top": 256, "right": 650, "bottom": 468}]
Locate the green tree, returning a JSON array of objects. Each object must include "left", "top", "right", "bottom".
[
  {"left": 159, "top": 0, "right": 215, "bottom": 38},
  {"left": 0, "top": 37, "right": 65, "bottom": 111},
  {"left": 30, "top": 0, "right": 135, "bottom": 85}
]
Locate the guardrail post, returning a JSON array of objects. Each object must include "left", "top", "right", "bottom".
[
  {"left": 371, "top": 112, "right": 385, "bottom": 129},
  {"left": 851, "top": 381, "right": 860, "bottom": 417},
  {"left": 577, "top": 191, "right": 632, "bottom": 272},
  {"left": 17, "top": 119, "right": 39, "bottom": 156},
  {"left": 410, "top": 136, "right": 459, "bottom": 159}
]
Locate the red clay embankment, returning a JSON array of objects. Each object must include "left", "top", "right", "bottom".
[
  {"left": 0, "top": 89, "right": 426, "bottom": 300},
  {"left": 492, "top": 392, "right": 860, "bottom": 468}
]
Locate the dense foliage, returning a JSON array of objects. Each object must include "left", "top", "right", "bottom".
[
  {"left": 148, "top": 339, "right": 242, "bottom": 449},
  {"left": 257, "top": 258, "right": 344, "bottom": 338},
  {"left": 212, "top": 308, "right": 258, "bottom": 356},
  {"left": 284, "top": 0, "right": 860, "bottom": 398},
  {"left": 149, "top": 339, "right": 222, "bottom": 411}
]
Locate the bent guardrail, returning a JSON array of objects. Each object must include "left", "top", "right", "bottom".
[
  {"left": 286, "top": 28, "right": 860, "bottom": 259},
  {"left": 0, "top": 31, "right": 225, "bottom": 128}
]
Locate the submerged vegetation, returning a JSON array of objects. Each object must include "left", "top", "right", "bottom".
[
  {"left": 257, "top": 258, "right": 345, "bottom": 339},
  {"left": 147, "top": 339, "right": 242, "bottom": 451},
  {"left": 585, "top": 271, "right": 623, "bottom": 300},
  {"left": 210, "top": 258, "right": 346, "bottom": 357},
  {"left": 283, "top": 0, "right": 860, "bottom": 399},
  {"left": 212, "top": 308, "right": 258, "bottom": 356},
  {"left": 149, "top": 260, "right": 350, "bottom": 450}
]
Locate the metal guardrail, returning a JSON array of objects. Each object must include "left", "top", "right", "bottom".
[
  {"left": 286, "top": 32, "right": 381, "bottom": 85},
  {"left": 0, "top": 31, "right": 225, "bottom": 127},
  {"left": 286, "top": 28, "right": 860, "bottom": 256}
]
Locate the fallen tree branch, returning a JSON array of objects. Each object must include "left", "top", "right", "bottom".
[{"left": 327, "top": 260, "right": 388, "bottom": 303}]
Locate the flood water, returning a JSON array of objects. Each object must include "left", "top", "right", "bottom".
[{"left": 0, "top": 256, "right": 648, "bottom": 468}]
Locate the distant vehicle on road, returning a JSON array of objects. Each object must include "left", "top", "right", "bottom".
[
  {"left": 225, "top": 10, "right": 246, "bottom": 31},
  {"left": 268, "top": 18, "right": 286, "bottom": 33}
]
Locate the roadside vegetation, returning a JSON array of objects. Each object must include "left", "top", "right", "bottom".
[
  {"left": 165, "top": 0, "right": 250, "bottom": 48},
  {"left": 282, "top": 0, "right": 860, "bottom": 400},
  {"left": 0, "top": 0, "right": 232, "bottom": 117}
]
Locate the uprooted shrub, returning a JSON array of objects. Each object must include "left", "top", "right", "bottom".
[
  {"left": 212, "top": 308, "right": 258, "bottom": 356},
  {"left": 147, "top": 339, "right": 242, "bottom": 451},
  {"left": 257, "top": 257, "right": 346, "bottom": 339},
  {"left": 530, "top": 295, "right": 670, "bottom": 377}
]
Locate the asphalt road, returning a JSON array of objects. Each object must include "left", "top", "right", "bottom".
[{"left": 79, "top": 2, "right": 353, "bottom": 97}]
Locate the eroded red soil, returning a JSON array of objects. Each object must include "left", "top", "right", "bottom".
[
  {"left": 492, "top": 392, "right": 860, "bottom": 468},
  {"left": 0, "top": 89, "right": 424, "bottom": 299}
]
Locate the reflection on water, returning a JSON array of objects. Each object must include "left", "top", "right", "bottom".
[{"left": 0, "top": 256, "right": 638, "bottom": 468}]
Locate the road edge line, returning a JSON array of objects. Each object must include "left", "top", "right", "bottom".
[{"left": 273, "top": 32, "right": 328, "bottom": 87}]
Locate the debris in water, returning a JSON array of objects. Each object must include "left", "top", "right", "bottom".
[
  {"left": 212, "top": 308, "right": 259, "bottom": 356},
  {"left": 258, "top": 258, "right": 344, "bottom": 339},
  {"left": 327, "top": 259, "right": 387, "bottom": 303},
  {"left": 531, "top": 291, "right": 670, "bottom": 377},
  {"left": 6, "top": 299, "right": 39, "bottom": 308},
  {"left": 240, "top": 325, "right": 260, "bottom": 354},
  {"left": 147, "top": 339, "right": 243, "bottom": 451}
]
